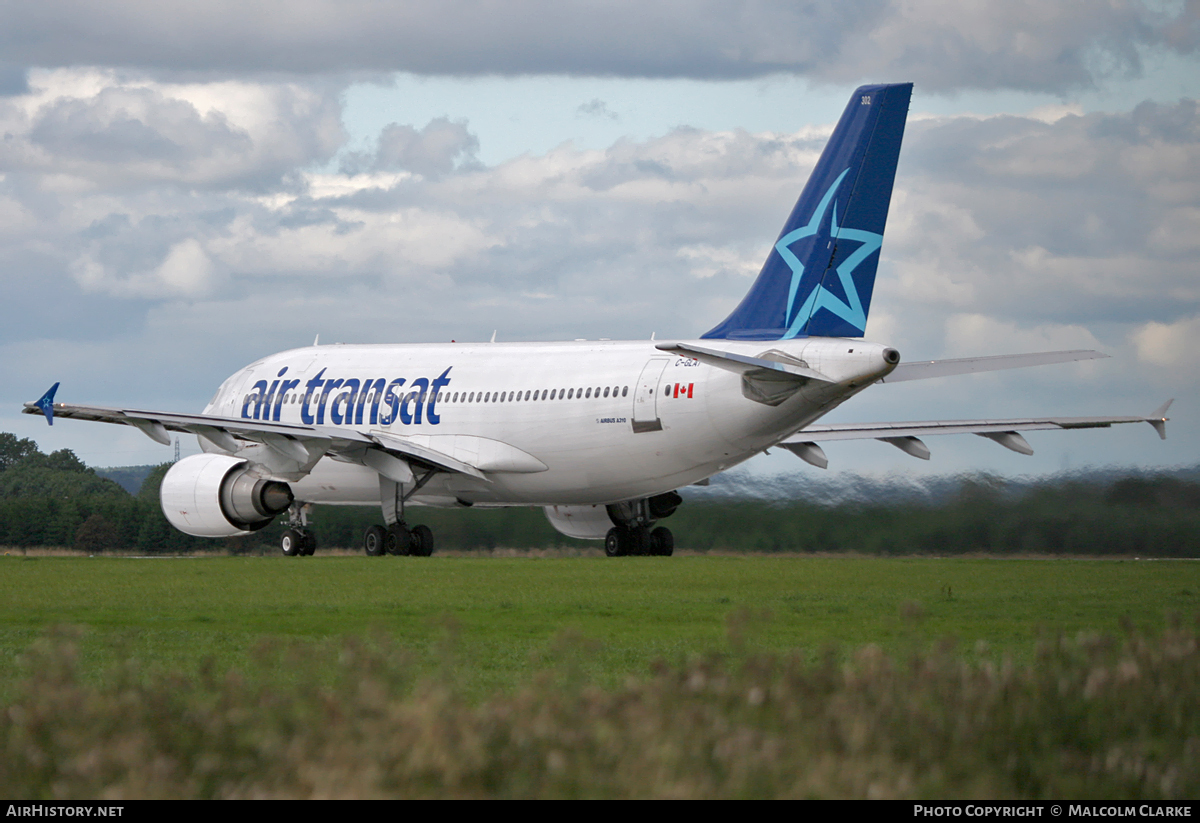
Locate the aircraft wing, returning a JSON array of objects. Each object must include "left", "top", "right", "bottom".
[
  {"left": 21, "top": 384, "right": 487, "bottom": 481},
  {"left": 778, "top": 400, "right": 1173, "bottom": 468}
]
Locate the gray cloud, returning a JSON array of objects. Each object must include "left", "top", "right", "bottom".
[
  {"left": 891, "top": 100, "right": 1200, "bottom": 330},
  {"left": 341, "top": 117, "right": 479, "bottom": 177},
  {"left": 577, "top": 99, "right": 618, "bottom": 120},
  {"left": 29, "top": 86, "right": 251, "bottom": 167},
  {"left": 0, "top": 67, "right": 28, "bottom": 96},
  {"left": 2, "top": 1, "right": 1196, "bottom": 93},
  {"left": 0, "top": 71, "right": 347, "bottom": 190}
]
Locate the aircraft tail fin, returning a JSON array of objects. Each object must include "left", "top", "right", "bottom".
[{"left": 703, "top": 83, "right": 912, "bottom": 340}]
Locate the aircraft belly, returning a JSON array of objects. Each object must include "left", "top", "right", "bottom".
[{"left": 290, "top": 459, "right": 380, "bottom": 505}]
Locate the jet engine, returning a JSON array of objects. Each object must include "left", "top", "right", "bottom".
[{"left": 160, "top": 453, "right": 293, "bottom": 537}]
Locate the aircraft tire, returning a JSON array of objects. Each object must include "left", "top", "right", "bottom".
[
  {"left": 630, "top": 526, "right": 652, "bottom": 556},
  {"left": 650, "top": 526, "right": 674, "bottom": 557},
  {"left": 386, "top": 524, "right": 412, "bottom": 556},
  {"left": 281, "top": 528, "right": 303, "bottom": 557},
  {"left": 301, "top": 530, "right": 317, "bottom": 556},
  {"left": 364, "top": 525, "right": 387, "bottom": 556},
  {"left": 411, "top": 524, "right": 434, "bottom": 557},
  {"left": 604, "top": 527, "right": 626, "bottom": 557}
]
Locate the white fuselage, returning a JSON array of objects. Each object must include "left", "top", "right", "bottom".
[{"left": 202, "top": 338, "right": 897, "bottom": 509}]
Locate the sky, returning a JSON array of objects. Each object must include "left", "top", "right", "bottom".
[{"left": 1, "top": 0, "right": 1198, "bottom": 483}]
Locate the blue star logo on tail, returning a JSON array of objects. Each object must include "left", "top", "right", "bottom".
[{"left": 776, "top": 168, "right": 883, "bottom": 339}]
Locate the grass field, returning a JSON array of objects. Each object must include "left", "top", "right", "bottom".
[
  {"left": 4, "top": 554, "right": 1200, "bottom": 798},
  {"left": 2, "top": 554, "right": 1197, "bottom": 697}
]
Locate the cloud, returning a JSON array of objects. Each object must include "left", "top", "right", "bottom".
[
  {"left": 577, "top": 99, "right": 618, "bottom": 120},
  {"left": 884, "top": 99, "right": 1200, "bottom": 338},
  {"left": 1, "top": 69, "right": 346, "bottom": 189},
  {"left": 1132, "top": 315, "right": 1200, "bottom": 371},
  {"left": 341, "top": 117, "right": 479, "bottom": 177},
  {"left": 1, "top": 1, "right": 1196, "bottom": 93},
  {"left": 2, "top": 65, "right": 1197, "bottom": 473}
]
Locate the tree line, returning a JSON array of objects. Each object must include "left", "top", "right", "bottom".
[{"left": 1, "top": 431, "right": 1197, "bottom": 555}]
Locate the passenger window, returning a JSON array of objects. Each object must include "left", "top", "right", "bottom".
[
  {"left": 622, "top": 386, "right": 628, "bottom": 397},
  {"left": 524, "top": 390, "right": 530, "bottom": 401},
  {"left": 568, "top": 389, "right": 574, "bottom": 399},
  {"left": 585, "top": 388, "right": 591, "bottom": 398}
]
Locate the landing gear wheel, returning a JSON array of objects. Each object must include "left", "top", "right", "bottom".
[
  {"left": 410, "top": 524, "right": 434, "bottom": 557},
  {"left": 386, "top": 523, "right": 412, "bottom": 556},
  {"left": 281, "top": 528, "right": 303, "bottom": 557},
  {"left": 364, "top": 525, "right": 387, "bottom": 556},
  {"left": 650, "top": 526, "right": 674, "bottom": 557},
  {"left": 629, "top": 526, "right": 652, "bottom": 556},
  {"left": 605, "top": 527, "right": 626, "bottom": 557},
  {"left": 301, "top": 530, "right": 317, "bottom": 556}
]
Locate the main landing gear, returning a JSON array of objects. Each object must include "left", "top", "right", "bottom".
[
  {"left": 363, "top": 522, "right": 434, "bottom": 557},
  {"left": 281, "top": 503, "right": 317, "bottom": 557},
  {"left": 281, "top": 527, "right": 317, "bottom": 557},
  {"left": 602, "top": 491, "right": 681, "bottom": 557},
  {"left": 604, "top": 525, "right": 674, "bottom": 557}
]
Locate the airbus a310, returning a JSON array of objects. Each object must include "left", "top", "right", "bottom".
[{"left": 25, "top": 83, "right": 1172, "bottom": 557}]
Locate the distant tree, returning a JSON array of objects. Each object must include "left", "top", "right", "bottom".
[
  {"left": 40, "top": 449, "right": 90, "bottom": 474},
  {"left": 0, "top": 433, "right": 41, "bottom": 471},
  {"left": 0, "top": 467, "right": 128, "bottom": 500},
  {"left": 138, "top": 464, "right": 172, "bottom": 501},
  {"left": 75, "top": 513, "right": 119, "bottom": 553}
]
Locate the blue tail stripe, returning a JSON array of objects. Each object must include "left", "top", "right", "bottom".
[{"left": 702, "top": 83, "right": 912, "bottom": 340}]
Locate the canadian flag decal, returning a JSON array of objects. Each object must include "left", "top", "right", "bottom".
[{"left": 672, "top": 383, "right": 695, "bottom": 398}]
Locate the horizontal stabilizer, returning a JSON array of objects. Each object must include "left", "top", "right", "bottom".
[
  {"left": 655, "top": 342, "right": 832, "bottom": 382},
  {"left": 882, "top": 350, "right": 1108, "bottom": 383}
]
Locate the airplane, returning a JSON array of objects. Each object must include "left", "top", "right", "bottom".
[{"left": 23, "top": 82, "right": 1172, "bottom": 558}]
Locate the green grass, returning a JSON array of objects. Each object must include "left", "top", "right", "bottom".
[{"left": 2, "top": 555, "right": 1197, "bottom": 698}]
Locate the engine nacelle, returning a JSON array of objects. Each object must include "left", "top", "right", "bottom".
[{"left": 160, "top": 453, "right": 294, "bottom": 537}]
